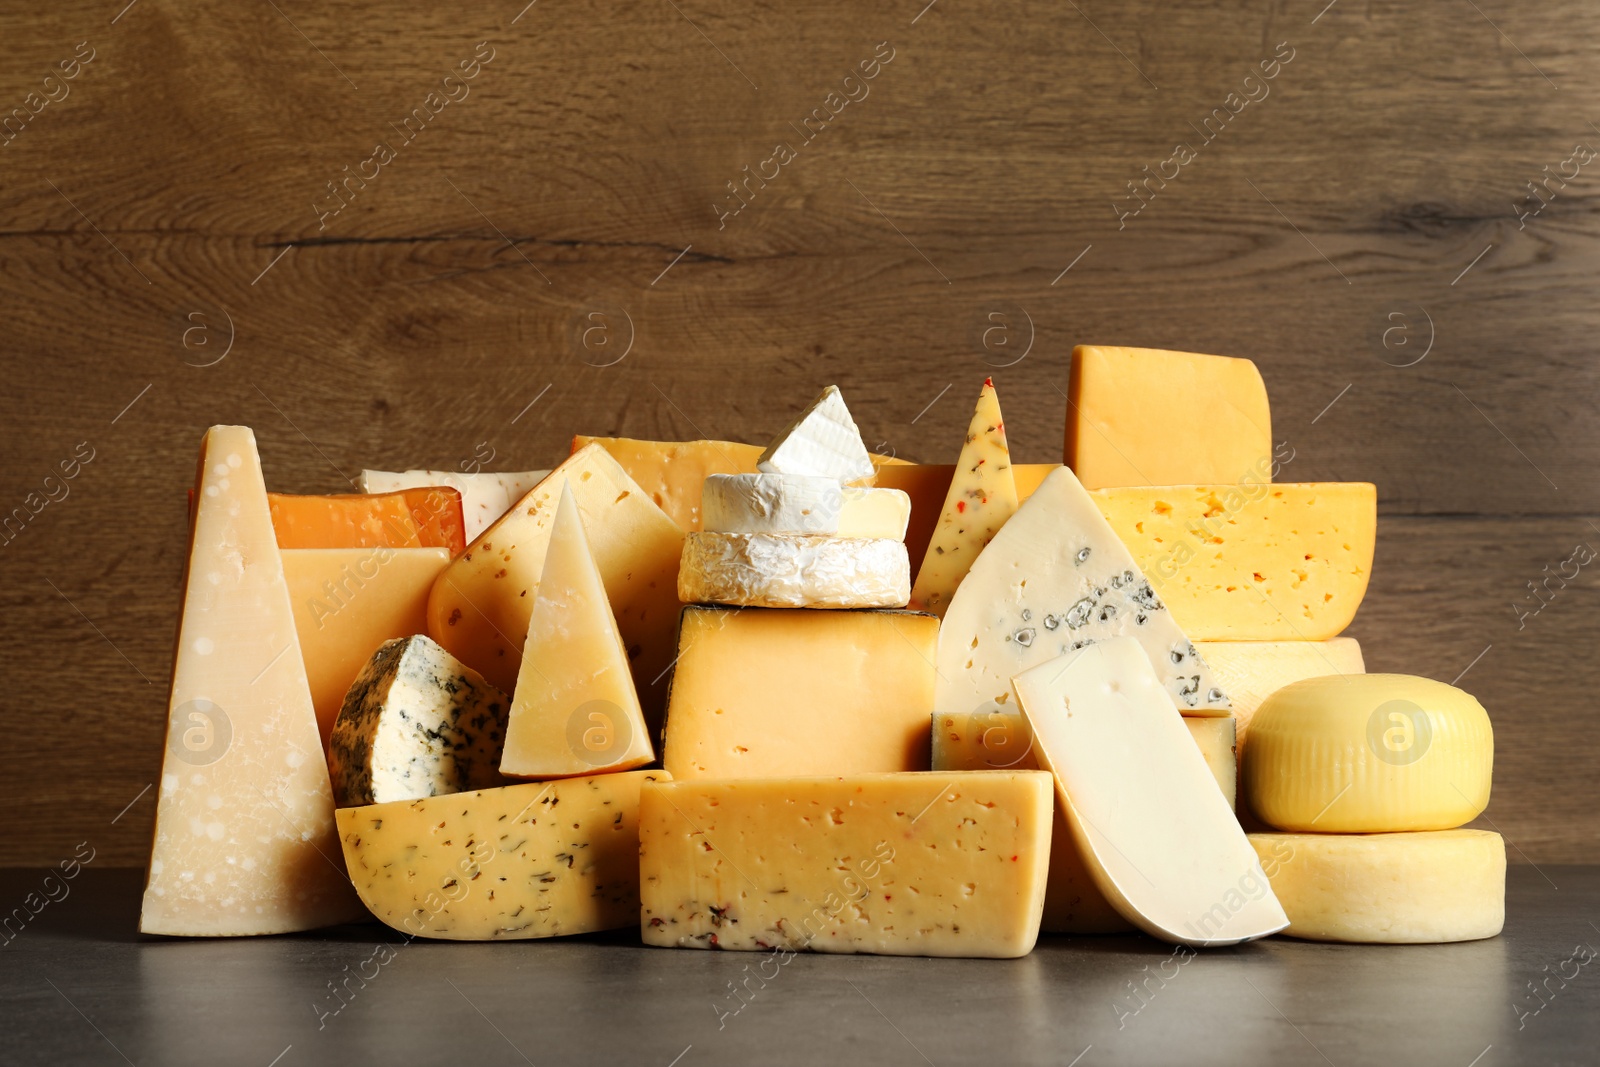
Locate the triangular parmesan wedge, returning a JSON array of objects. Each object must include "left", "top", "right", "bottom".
[
  {"left": 757, "top": 385, "right": 875, "bottom": 485},
  {"left": 141, "top": 426, "right": 362, "bottom": 936},
  {"left": 910, "top": 378, "right": 1018, "bottom": 616},
  {"left": 500, "top": 483, "right": 654, "bottom": 778},
  {"left": 1012, "top": 639, "right": 1287, "bottom": 946},
  {"left": 935, "top": 465, "right": 1230, "bottom": 716}
]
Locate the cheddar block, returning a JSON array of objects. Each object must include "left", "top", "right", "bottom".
[
  {"left": 573, "top": 436, "right": 763, "bottom": 531},
  {"left": 1066, "top": 345, "right": 1272, "bottom": 489},
  {"left": 142, "top": 426, "right": 362, "bottom": 936},
  {"left": 501, "top": 484, "right": 654, "bottom": 778},
  {"left": 1195, "top": 638, "right": 1366, "bottom": 749},
  {"left": 910, "top": 379, "right": 1019, "bottom": 617},
  {"left": 1013, "top": 639, "right": 1287, "bottom": 946},
  {"left": 269, "top": 488, "right": 466, "bottom": 555},
  {"left": 283, "top": 546, "right": 451, "bottom": 747},
  {"left": 757, "top": 385, "right": 875, "bottom": 484},
  {"left": 678, "top": 532, "right": 911, "bottom": 609},
  {"left": 1251, "top": 831, "right": 1505, "bottom": 943},
  {"left": 1092, "top": 483, "right": 1377, "bottom": 641},
  {"left": 639, "top": 772, "right": 1053, "bottom": 957},
  {"left": 328, "top": 635, "right": 509, "bottom": 807},
  {"left": 360, "top": 469, "right": 551, "bottom": 541},
  {"left": 425, "top": 444, "right": 684, "bottom": 732},
  {"left": 1244, "top": 674, "right": 1493, "bottom": 832},
  {"left": 337, "top": 771, "right": 667, "bottom": 940},
  {"left": 662, "top": 607, "right": 937, "bottom": 780}
]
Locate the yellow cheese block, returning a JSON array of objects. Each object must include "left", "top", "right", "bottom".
[
  {"left": 142, "top": 426, "right": 362, "bottom": 936},
  {"left": 662, "top": 607, "right": 936, "bottom": 780},
  {"left": 501, "top": 484, "right": 654, "bottom": 778},
  {"left": 573, "top": 436, "right": 763, "bottom": 531},
  {"left": 1066, "top": 345, "right": 1272, "bottom": 489},
  {"left": 639, "top": 772, "right": 1053, "bottom": 957},
  {"left": 337, "top": 771, "right": 666, "bottom": 940},
  {"left": 283, "top": 546, "right": 451, "bottom": 749},
  {"left": 1244, "top": 674, "right": 1493, "bottom": 832},
  {"left": 1250, "top": 830, "right": 1505, "bottom": 943},
  {"left": 1195, "top": 638, "right": 1366, "bottom": 749},
  {"left": 910, "top": 379, "right": 1019, "bottom": 617},
  {"left": 426, "top": 444, "right": 684, "bottom": 734},
  {"left": 1092, "top": 482, "right": 1377, "bottom": 641}
]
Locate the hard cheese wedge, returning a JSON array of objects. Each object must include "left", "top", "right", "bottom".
[
  {"left": 639, "top": 772, "right": 1053, "bottom": 957},
  {"left": 758, "top": 385, "right": 876, "bottom": 484},
  {"left": 1195, "top": 638, "right": 1366, "bottom": 748},
  {"left": 662, "top": 607, "right": 936, "bottom": 780},
  {"left": 910, "top": 378, "right": 1019, "bottom": 617},
  {"left": 1013, "top": 638, "right": 1288, "bottom": 946},
  {"left": 678, "top": 532, "right": 910, "bottom": 609},
  {"left": 572, "top": 436, "right": 764, "bottom": 531},
  {"left": 1244, "top": 673, "right": 1493, "bottom": 833},
  {"left": 426, "top": 443, "right": 684, "bottom": 731},
  {"left": 1066, "top": 345, "right": 1272, "bottom": 489},
  {"left": 337, "top": 771, "right": 666, "bottom": 940},
  {"left": 141, "top": 426, "right": 362, "bottom": 936},
  {"left": 269, "top": 488, "right": 466, "bottom": 555},
  {"left": 283, "top": 546, "right": 450, "bottom": 748},
  {"left": 500, "top": 483, "right": 654, "bottom": 778},
  {"left": 360, "top": 469, "right": 551, "bottom": 542},
  {"left": 936, "top": 465, "right": 1231, "bottom": 717},
  {"left": 1251, "top": 831, "right": 1505, "bottom": 943},
  {"left": 1092, "top": 483, "right": 1377, "bottom": 641},
  {"left": 872, "top": 462, "right": 1057, "bottom": 576}
]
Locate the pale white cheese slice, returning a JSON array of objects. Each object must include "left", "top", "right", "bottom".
[
  {"left": 701, "top": 474, "right": 911, "bottom": 539},
  {"left": 360, "top": 469, "right": 550, "bottom": 541},
  {"left": 1012, "top": 638, "right": 1288, "bottom": 947},
  {"left": 678, "top": 532, "right": 910, "bottom": 608},
  {"left": 756, "top": 385, "right": 875, "bottom": 484}
]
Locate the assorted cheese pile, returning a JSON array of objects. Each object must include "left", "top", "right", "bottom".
[{"left": 139, "top": 344, "right": 1503, "bottom": 955}]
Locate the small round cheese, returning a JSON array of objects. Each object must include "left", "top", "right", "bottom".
[
  {"left": 678, "top": 532, "right": 910, "bottom": 609},
  {"left": 1249, "top": 830, "right": 1505, "bottom": 943},
  {"left": 1243, "top": 673, "right": 1493, "bottom": 832},
  {"left": 701, "top": 473, "right": 845, "bottom": 535}
]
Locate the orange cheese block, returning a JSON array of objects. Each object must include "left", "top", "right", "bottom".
[{"left": 269, "top": 488, "right": 466, "bottom": 555}]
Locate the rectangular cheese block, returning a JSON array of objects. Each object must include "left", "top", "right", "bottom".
[
  {"left": 283, "top": 546, "right": 450, "bottom": 748},
  {"left": 1194, "top": 637, "right": 1365, "bottom": 749},
  {"left": 1092, "top": 483, "right": 1377, "bottom": 641},
  {"left": 662, "top": 607, "right": 937, "bottom": 779},
  {"left": 269, "top": 488, "right": 466, "bottom": 555},
  {"left": 141, "top": 426, "right": 362, "bottom": 936},
  {"left": 639, "top": 772, "right": 1053, "bottom": 957},
  {"left": 337, "top": 771, "right": 666, "bottom": 940},
  {"left": 360, "top": 469, "right": 551, "bottom": 542},
  {"left": 1066, "top": 345, "right": 1272, "bottom": 489}
]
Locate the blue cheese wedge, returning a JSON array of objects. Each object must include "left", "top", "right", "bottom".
[
  {"left": 935, "top": 465, "right": 1231, "bottom": 716},
  {"left": 329, "top": 635, "right": 510, "bottom": 807}
]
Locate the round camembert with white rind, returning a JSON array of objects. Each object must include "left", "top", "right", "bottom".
[
  {"left": 701, "top": 473, "right": 910, "bottom": 539},
  {"left": 678, "top": 532, "right": 910, "bottom": 609}
]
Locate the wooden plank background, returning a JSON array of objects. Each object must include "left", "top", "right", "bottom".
[{"left": 2, "top": 0, "right": 1596, "bottom": 865}]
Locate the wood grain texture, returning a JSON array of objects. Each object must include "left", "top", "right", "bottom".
[{"left": 1, "top": 0, "right": 1597, "bottom": 864}]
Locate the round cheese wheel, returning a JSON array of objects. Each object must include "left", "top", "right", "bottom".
[
  {"left": 1249, "top": 830, "right": 1505, "bottom": 943},
  {"left": 1244, "top": 673, "right": 1492, "bottom": 832}
]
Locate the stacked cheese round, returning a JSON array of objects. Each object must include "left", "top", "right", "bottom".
[
  {"left": 1243, "top": 673, "right": 1503, "bottom": 943},
  {"left": 680, "top": 474, "right": 913, "bottom": 608}
]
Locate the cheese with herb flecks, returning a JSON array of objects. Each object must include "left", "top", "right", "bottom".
[
  {"left": 757, "top": 385, "right": 876, "bottom": 485},
  {"left": 936, "top": 465, "right": 1231, "bottom": 717},
  {"left": 337, "top": 771, "right": 667, "bottom": 940},
  {"left": 678, "top": 532, "right": 910, "bottom": 609},
  {"left": 328, "top": 635, "right": 509, "bottom": 807}
]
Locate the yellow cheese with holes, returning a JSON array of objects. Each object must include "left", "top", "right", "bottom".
[
  {"left": 337, "top": 771, "right": 666, "bottom": 940},
  {"left": 1195, "top": 638, "right": 1366, "bottom": 749},
  {"left": 1244, "top": 674, "right": 1493, "bottom": 832},
  {"left": 283, "top": 546, "right": 450, "bottom": 749},
  {"left": 638, "top": 772, "right": 1053, "bottom": 957},
  {"left": 426, "top": 444, "right": 684, "bottom": 733},
  {"left": 1250, "top": 830, "right": 1505, "bottom": 943},
  {"left": 662, "top": 607, "right": 936, "bottom": 779},
  {"left": 1066, "top": 345, "right": 1272, "bottom": 489},
  {"left": 1091, "top": 483, "right": 1377, "bottom": 641}
]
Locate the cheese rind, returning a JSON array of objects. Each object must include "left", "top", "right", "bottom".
[
  {"left": 1013, "top": 639, "right": 1287, "bottom": 946},
  {"left": 500, "top": 483, "right": 654, "bottom": 778},
  {"left": 360, "top": 470, "right": 551, "bottom": 542},
  {"left": 1194, "top": 638, "right": 1366, "bottom": 750},
  {"left": 662, "top": 607, "right": 937, "bottom": 780},
  {"left": 678, "top": 532, "right": 910, "bottom": 609},
  {"left": 910, "top": 379, "right": 1019, "bottom": 618},
  {"left": 1244, "top": 673, "right": 1494, "bottom": 833},
  {"left": 337, "top": 771, "right": 667, "bottom": 940},
  {"left": 702, "top": 473, "right": 843, "bottom": 535},
  {"left": 1092, "top": 483, "right": 1377, "bottom": 641},
  {"left": 141, "top": 425, "right": 362, "bottom": 936},
  {"left": 757, "top": 385, "right": 876, "bottom": 485},
  {"left": 328, "top": 635, "right": 509, "bottom": 807},
  {"left": 639, "top": 772, "right": 1053, "bottom": 957},
  {"left": 1250, "top": 831, "right": 1505, "bottom": 943},
  {"left": 936, "top": 465, "right": 1231, "bottom": 717},
  {"left": 1066, "top": 345, "right": 1272, "bottom": 489}
]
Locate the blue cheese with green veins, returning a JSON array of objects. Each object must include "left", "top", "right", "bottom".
[
  {"left": 328, "top": 635, "right": 510, "bottom": 807},
  {"left": 757, "top": 385, "right": 876, "bottom": 485},
  {"left": 935, "top": 465, "right": 1230, "bottom": 716}
]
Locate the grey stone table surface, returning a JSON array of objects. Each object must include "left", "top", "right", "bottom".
[{"left": 2, "top": 867, "right": 1596, "bottom": 1067}]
